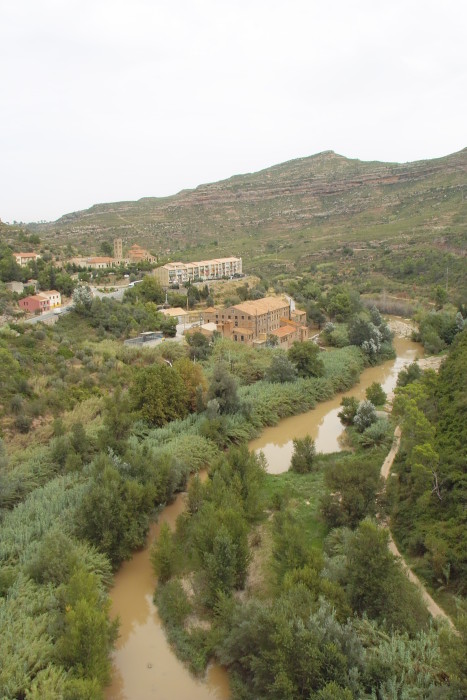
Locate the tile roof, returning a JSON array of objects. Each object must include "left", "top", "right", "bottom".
[{"left": 230, "top": 297, "right": 289, "bottom": 315}]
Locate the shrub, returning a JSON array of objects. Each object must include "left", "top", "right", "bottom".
[
  {"left": 338, "top": 397, "right": 359, "bottom": 426},
  {"left": 353, "top": 400, "right": 377, "bottom": 433},
  {"left": 365, "top": 382, "right": 386, "bottom": 406},
  {"left": 290, "top": 435, "right": 316, "bottom": 473}
]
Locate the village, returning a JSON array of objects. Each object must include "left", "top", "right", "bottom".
[{"left": 4, "top": 239, "right": 309, "bottom": 349}]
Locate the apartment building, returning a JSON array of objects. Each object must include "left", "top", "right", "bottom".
[{"left": 154, "top": 257, "right": 242, "bottom": 286}]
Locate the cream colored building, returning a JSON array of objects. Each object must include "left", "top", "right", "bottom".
[
  {"left": 154, "top": 257, "right": 242, "bottom": 286},
  {"left": 13, "top": 252, "right": 41, "bottom": 267},
  {"left": 39, "top": 289, "right": 62, "bottom": 308}
]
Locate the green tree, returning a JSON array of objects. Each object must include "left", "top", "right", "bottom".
[
  {"left": 100, "top": 241, "right": 113, "bottom": 256},
  {"left": 433, "top": 284, "right": 448, "bottom": 310},
  {"left": 353, "top": 400, "right": 377, "bottom": 432},
  {"left": 131, "top": 363, "right": 189, "bottom": 426},
  {"left": 207, "top": 363, "right": 239, "bottom": 414},
  {"left": 365, "top": 382, "right": 386, "bottom": 406},
  {"left": 76, "top": 457, "right": 152, "bottom": 566},
  {"left": 265, "top": 353, "right": 297, "bottom": 383},
  {"left": 186, "top": 331, "right": 212, "bottom": 361},
  {"left": 288, "top": 342, "right": 324, "bottom": 378},
  {"left": 56, "top": 566, "right": 117, "bottom": 684},
  {"left": 396, "top": 362, "right": 422, "bottom": 387},
  {"left": 72, "top": 286, "right": 93, "bottom": 314},
  {"left": 151, "top": 523, "right": 177, "bottom": 583},
  {"left": 173, "top": 357, "right": 207, "bottom": 411},
  {"left": 337, "top": 396, "right": 359, "bottom": 426},
  {"left": 204, "top": 527, "right": 238, "bottom": 606},
  {"left": 290, "top": 436, "right": 316, "bottom": 474}
]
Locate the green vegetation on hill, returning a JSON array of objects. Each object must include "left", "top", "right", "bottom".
[{"left": 29, "top": 148, "right": 467, "bottom": 302}]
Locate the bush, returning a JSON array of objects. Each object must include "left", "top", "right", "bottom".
[
  {"left": 359, "top": 418, "right": 391, "bottom": 448},
  {"left": 365, "top": 382, "right": 386, "bottom": 406},
  {"left": 290, "top": 435, "right": 316, "bottom": 473},
  {"left": 338, "top": 396, "right": 359, "bottom": 426},
  {"left": 353, "top": 400, "right": 377, "bottom": 433}
]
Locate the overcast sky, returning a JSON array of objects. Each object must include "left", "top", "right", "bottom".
[{"left": 1, "top": 0, "right": 466, "bottom": 223}]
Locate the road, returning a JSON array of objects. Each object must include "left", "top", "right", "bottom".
[{"left": 21, "top": 284, "right": 130, "bottom": 324}]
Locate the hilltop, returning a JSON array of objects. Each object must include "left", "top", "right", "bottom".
[{"left": 26, "top": 148, "right": 467, "bottom": 297}]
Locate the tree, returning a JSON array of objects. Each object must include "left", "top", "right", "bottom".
[
  {"left": 288, "top": 342, "right": 324, "bottom": 378},
  {"left": 150, "top": 523, "right": 177, "bottom": 583},
  {"left": 56, "top": 566, "right": 117, "bottom": 683},
  {"left": 72, "top": 286, "right": 93, "bottom": 314},
  {"left": 173, "top": 357, "right": 207, "bottom": 411},
  {"left": 204, "top": 527, "right": 238, "bottom": 606},
  {"left": 100, "top": 241, "right": 113, "bottom": 256},
  {"left": 186, "top": 331, "right": 212, "bottom": 361},
  {"left": 433, "top": 284, "right": 448, "bottom": 310},
  {"left": 396, "top": 362, "right": 422, "bottom": 387},
  {"left": 131, "top": 363, "right": 189, "bottom": 426},
  {"left": 265, "top": 353, "right": 297, "bottom": 383},
  {"left": 290, "top": 436, "right": 316, "bottom": 473},
  {"left": 207, "top": 363, "right": 239, "bottom": 414},
  {"left": 344, "top": 519, "right": 428, "bottom": 633},
  {"left": 337, "top": 397, "right": 359, "bottom": 426},
  {"left": 326, "top": 286, "right": 360, "bottom": 321},
  {"left": 76, "top": 457, "right": 152, "bottom": 566},
  {"left": 353, "top": 400, "right": 377, "bottom": 433},
  {"left": 348, "top": 315, "right": 382, "bottom": 355},
  {"left": 365, "top": 382, "right": 386, "bottom": 406}
]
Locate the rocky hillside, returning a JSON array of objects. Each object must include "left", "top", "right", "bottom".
[{"left": 30, "top": 148, "right": 467, "bottom": 295}]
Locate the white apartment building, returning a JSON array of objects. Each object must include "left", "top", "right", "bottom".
[{"left": 154, "top": 257, "right": 242, "bottom": 286}]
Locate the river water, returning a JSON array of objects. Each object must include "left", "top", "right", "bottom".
[
  {"left": 249, "top": 336, "right": 423, "bottom": 473},
  {"left": 105, "top": 489, "right": 230, "bottom": 700},
  {"left": 106, "top": 333, "right": 422, "bottom": 698}
]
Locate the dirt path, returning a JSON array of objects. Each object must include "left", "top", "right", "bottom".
[{"left": 380, "top": 425, "right": 455, "bottom": 629}]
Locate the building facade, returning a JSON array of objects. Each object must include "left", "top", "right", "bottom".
[
  {"left": 154, "top": 257, "right": 242, "bottom": 287},
  {"left": 202, "top": 296, "right": 309, "bottom": 348},
  {"left": 39, "top": 290, "right": 62, "bottom": 308},
  {"left": 127, "top": 244, "right": 157, "bottom": 264},
  {"left": 19, "top": 294, "right": 50, "bottom": 314},
  {"left": 13, "top": 252, "right": 41, "bottom": 267}
]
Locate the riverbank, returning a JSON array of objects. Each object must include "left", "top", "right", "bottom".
[{"left": 250, "top": 335, "right": 423, "bottom": 472}]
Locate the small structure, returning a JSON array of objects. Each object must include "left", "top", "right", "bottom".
[
  {"left": 127, "top": 244, "right": 157, "bottom": 264},
  {"left": 184, "top": 322, "right": 218, "bottom": 340},
  {"left": 123, "top": 331, "right": 164, "bottom": 346},
  {"left": 13, "top": 252, "right": 41, "bottom": 267},
  {"left": 160, "top": 307, "right": 189, "bottom": 324},
  {"left": 39, "top": 290, "right": 61, "bottom": 308},
  {"left": 19, "top": 294, "right": 50, "bottom": 314}
]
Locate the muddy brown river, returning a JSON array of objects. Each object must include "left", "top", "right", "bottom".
[
  {"left": 106, "top": 334, "right": 422, "bottom": 698},
  {"left": 105, "top": 489, "right": 230, "bottom": 700},
  {"left": 249, "top": 336, "right": 423, "bottom": 473}
]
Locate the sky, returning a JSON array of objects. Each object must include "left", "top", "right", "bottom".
[{"left": 1, "top": 0, "right": 466, "bottom": 223}]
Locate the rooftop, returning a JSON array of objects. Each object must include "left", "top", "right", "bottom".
[{"left": 230, "top": 296, "right": 289, "bottom": 315}]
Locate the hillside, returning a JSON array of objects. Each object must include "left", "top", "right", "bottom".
[{"left": 30, "top": 148, "right": 467, "bottom": 296}]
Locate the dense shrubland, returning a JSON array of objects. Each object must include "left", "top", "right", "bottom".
[
  {"left": 390, "top": 328, "right": 467, "bottom": 594},
  {"left": 1, "top": 290, "right": 465, "bottom": 698}
]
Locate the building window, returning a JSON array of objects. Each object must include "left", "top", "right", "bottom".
[{"left": 241, "top": 335, "right": 244, "bottom": 341}]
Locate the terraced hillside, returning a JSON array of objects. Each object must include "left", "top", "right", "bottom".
[{"left": 29, "top": 148, "right": 467, "bottom": 296}]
